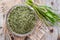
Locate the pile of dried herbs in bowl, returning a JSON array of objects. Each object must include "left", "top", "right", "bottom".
[{"left": 6, "top": 5, "right": 37, "bottom": 36}]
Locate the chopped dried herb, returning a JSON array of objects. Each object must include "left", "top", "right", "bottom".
[{"left": 7, "top": 5, "right": 36, "bottom": 34}]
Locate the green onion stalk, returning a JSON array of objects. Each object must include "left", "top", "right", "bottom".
[{"left": 26, "top": 0, "right": 60, "bottom": 26}]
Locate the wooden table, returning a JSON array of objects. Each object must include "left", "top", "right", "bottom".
[{"left": 0, "top": 0, "right": 60, "bottom": 40}]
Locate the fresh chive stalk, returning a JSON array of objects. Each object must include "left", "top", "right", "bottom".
[{"left": 26, "top": 0, "right": 60, "bottom": 26}]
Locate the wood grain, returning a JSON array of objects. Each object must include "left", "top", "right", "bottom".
[{"left": 1, "top": 0, "right": 60, "bottom": 40}]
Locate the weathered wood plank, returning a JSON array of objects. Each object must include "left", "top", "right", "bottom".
[{"left": 0, "top": 0, "right": 60, "bottom": 40}]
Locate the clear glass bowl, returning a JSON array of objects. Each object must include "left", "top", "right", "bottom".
[{"left": 6, "top": 4, "right": 38, "bottom": 36}]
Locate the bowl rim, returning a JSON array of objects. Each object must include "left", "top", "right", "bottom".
[{"left": 6, "top": 4, "right": 37, "bottom": 36}]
